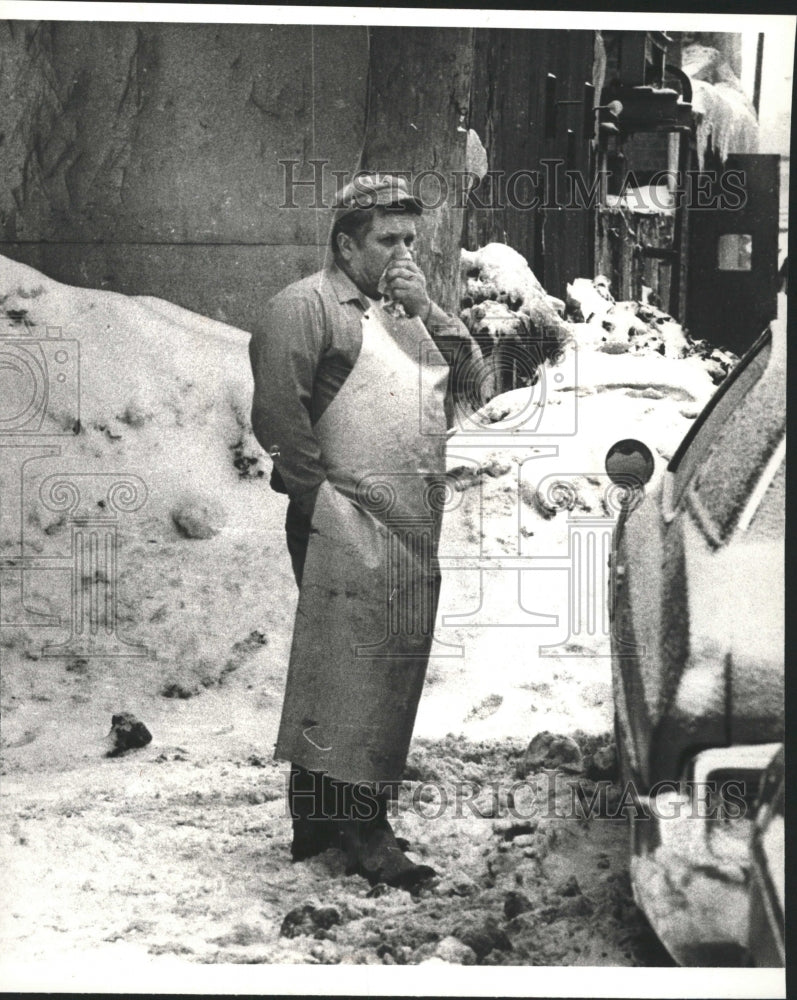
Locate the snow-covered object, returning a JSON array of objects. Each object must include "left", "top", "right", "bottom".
[
  {"left": 462, "top": 243, "right": 546, "bottom": 305},
  {"left": 460, "top": 243, "right": 571, "bottom": 348},
  {"left": 171, "top": 492, "right": 228, "bottom": 539},
  {"left": 566, "top": 276, "right": 738, "bottom": 375},
  {"left": 566, "top": 276, "right": 614, "bottom": 324},
  {"left": 682, "top": 44, "right": 759, "bottom": 169},
  {"left": 461, "top": 300, "right": 526, "bottom": 346},
  {"left": 691, "top": 78, "right": 759, "bottom": 169},
  {"left": 465, "top": 128, "right": 488, "bottom": 182}
]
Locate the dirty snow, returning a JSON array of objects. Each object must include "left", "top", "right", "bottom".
[{"left": 0, "top": 249, "right": 728, "bottom": 981}]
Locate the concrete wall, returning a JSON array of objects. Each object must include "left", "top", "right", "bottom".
[{"left": 0, "top": 21, "right": 369, "bottom": 332}]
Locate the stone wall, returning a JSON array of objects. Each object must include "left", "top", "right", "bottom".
[{"left": 0, "top": 20, "right": 369, "bottom": 332}]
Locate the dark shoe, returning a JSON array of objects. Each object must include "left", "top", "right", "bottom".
[
  {"left": 290, "top": 816, "right": 342, "bottom": 861},
  {"left": 341, "top": 815, "right": 437, "bottom": 890}
]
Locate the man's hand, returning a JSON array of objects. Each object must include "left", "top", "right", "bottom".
[{"left": 382, "top": 259, "right": 432, "bottom": 321}]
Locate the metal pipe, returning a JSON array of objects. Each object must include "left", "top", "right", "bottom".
[{"left": 753, "top": 33, "right": 764, "bottom": 116}]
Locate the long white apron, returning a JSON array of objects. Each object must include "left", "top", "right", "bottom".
[{"left": 275, "top": 303, "right": 449, "bottom": 784}]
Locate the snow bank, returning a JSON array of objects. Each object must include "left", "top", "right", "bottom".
[
  {"left": 0, "top": 255, "right": 284, "bottom": 715},
  {"left": 461, "top": 244, "right": 570, "bottom": 357}
]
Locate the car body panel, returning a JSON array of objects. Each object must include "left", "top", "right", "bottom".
[
  {"left": 748, "top": 747, "right": 785, "bottom": 967},
  {"left": 608, "top": 311, "right": 786, "bottom": 965}
]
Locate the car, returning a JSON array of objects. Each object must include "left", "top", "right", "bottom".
[{"left": 605, "top": 309, "right": 786, "bottom": 966}]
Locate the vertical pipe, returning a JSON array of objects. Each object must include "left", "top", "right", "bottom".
[{"left": 753, "top": 33, "right": 764, "bottom": 116}]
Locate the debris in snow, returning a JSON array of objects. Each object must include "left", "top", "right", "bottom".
[
  {"left": 585, "top": 742, "right": 618, "bottom": 781},
  {"left": 518, "top": 732, "right": 584, "bottom": 777},
  {"left": 106, "top": 712, "right": 152, "bottom": 757},
  {"left": 555, "top": 874, "right": 582, "bottom": 897},
  {"left": 211, "top": 922, "right": 268, "bottom": 947},
  {"left": 503, "top": 890, "right": 534, "bottom": 920},
  {"left": 171, "top": 493, "right": 228, "bottom": 539},
  {"left": 560, "top": 894, "right": 594, "bottom": 918},
  {"left": 435, "top": 935, "right": 477, "bottom": 965},
  {"left": 465, "top": 694, "right": 504, "bottom": 721},
  {"left": 454, "top": 918, "right": 513, "bottom": 961},
  {"left": 447, "top": 458, "right": 512, "bottom": 492},
  {"left": 117, "top": 396, "right": 155, "bottom": 428},
  {"left": 279, "top": 902, "right": 341, "bottom": 939},
  {"left": 231, "top": 436, "right": 267, "bottom": 478},
  {"left": 280, "top": 904, "right": 317, "bottom": 939}
]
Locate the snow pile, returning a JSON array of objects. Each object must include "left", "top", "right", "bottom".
[
  {"left": 682, "top": 43, "right": 759, "bottom": 169},
  {"left": 0, "top": 255, "right": 283, "bottom": 713},
  {"left": 460, "top": 244, "right": 571, "bottom": 366},
  {"left": 460, "top": 247, "right": 735, "bottom": 389},
  {"left": 567, "top": 275, "right": 738, "bottom": 381}
]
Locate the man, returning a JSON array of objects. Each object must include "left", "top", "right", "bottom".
[{"left": 249, "top": 174, "right": 490, "bottom": 889}]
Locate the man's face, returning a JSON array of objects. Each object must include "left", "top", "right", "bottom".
[{"left": 338, "top": 211, "right": 418, "bottom": 299}]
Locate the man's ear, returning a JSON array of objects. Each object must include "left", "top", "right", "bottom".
[{"left": 337, "top": 231, "right": 354, "bottom": 262}]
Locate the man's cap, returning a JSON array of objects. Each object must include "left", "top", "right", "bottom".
[{"left": 332, "top": 174, "right": 423, "bottom": 219}]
